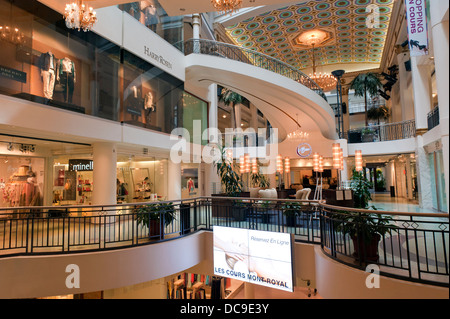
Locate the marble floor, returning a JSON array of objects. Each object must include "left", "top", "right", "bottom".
[{"left": 369, "top": 193, "right": 436, "bottom": 214}]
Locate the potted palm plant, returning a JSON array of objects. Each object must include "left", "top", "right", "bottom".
[
  {"left": 336, "top": 210, "right": 397, "bottom": 262},
  {"left": 136, "top": 201, "right": 176, "bottom": 238},
  {"left": 350, "top": 73, "right": 383, "bottom": 126},
  {"left": 214, "top": 147, "right": 246, "bottom": 220},
  {"left": 281, "top": 202, "right": 302, "bottom": 227},
  {"left": 219, "top": 87, "right": 243, "bottom": 130}
]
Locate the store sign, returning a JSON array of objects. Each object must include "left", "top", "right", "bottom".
[
  {"left": 69, "top": 159, "right": 93, "bottom": 171},
  {"left": 213, "top": 226, "right": 294, "bottom": 292},
  {"left": 405, "top": 0, "right": 429, "bottom": 57},
  {"left": 144, "top": 46, "right": 173, "bottom": 69},
  {"left": 0, "top": 65, "right": 27, "bottom": 83},
  {"left": 296, "top": 143, "right": 312, "bottom": 158}
]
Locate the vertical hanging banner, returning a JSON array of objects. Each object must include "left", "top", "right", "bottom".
[{"left": 405, "top": 0, "right": 429, "bottom": 57}]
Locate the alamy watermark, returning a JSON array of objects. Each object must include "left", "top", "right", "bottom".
[{"left": 365, "top": 264, "right": 380, "bottom": 289}]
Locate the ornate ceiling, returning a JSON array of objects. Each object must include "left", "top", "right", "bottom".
[{"left": 224, "top": 0, "right": 395, "bottom": 71}]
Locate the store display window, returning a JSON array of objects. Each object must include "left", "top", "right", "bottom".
[
  {"left": 118, "top": 0, "right": 184, "bottom": 46},
  {"left": 122, "top": 50, "right": 184, "bottom": 134},
  {"left": 0, "top": 0, "right": 121, "bottom": 120},
  {"left": 52, "top": 156, "right": 94, "bottom": 206},
  {"left": 117, "top": 156, "right": 168, "bottom": 203},
  {"left": 0, "top": 156, "right": 44, "bottom": 208}
]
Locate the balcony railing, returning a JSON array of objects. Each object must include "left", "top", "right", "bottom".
[
  {"left": 428, "top": 106, "right": 440, "bottom": 131},
  {"left": 347, "top": 120, "right": 416, "bottom": 144},
  {"left": 176, "top": 39, "right": 327, "bottom": 102},
  {"left": 1, "top": 197, "right": 448, "bottom": 287}
]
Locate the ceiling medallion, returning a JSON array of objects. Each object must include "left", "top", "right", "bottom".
[
  {"left": 211, "top": 0, "right": 243, "bottom": 15},
  {"left": 64, "top": 0, "right": 97, "bottom": 32}
]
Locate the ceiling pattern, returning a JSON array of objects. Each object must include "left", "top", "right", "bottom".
[{"left": 224, "top": 0, "right": 395, "bottom": 71}]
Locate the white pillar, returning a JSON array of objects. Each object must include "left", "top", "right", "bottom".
[
  {"left": 92, "top": 143, "right": 117, "bottom": 208},
  {"left": 168, "top": 160, "right": 181, "bottom": 200},
  {"left": 207, "top": 83, "right": 221, "bottom": 195},
  {"left": 430, "top": 0, "right": 449, "bottom": 211},
  {"left": 415, "top": 136, "right": 433, "bottom": 209},
  {"left": 397, "top": 52, "right": 415, "bottom": 122},
  {"left": 192, "top": 13, "right": 201, "bottom": 54},
  {"left": 411, "top": 57, "right": 433, "bottom": 131}
]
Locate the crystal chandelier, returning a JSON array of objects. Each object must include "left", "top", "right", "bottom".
[
  {"left": 64, "top": 1, "right": 97, "bottom": 32},
  {"left": 302, "top": 31, "right": 337, "bottom": 92},
  {"left": 0, "top": 25, "right": 25, "bottom": 45},
  {"left": 287, "top": 114, "right": 309, "bottom": 141},
  {"left": 0, "top": 1, "right": 26, "bottom": 46},
  {"left": 211, "top": 0, "right": 243, "bottom": 15}
]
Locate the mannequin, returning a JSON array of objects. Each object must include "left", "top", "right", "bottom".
[
  {"left": 144, "top": 91, "right": 155, "bottom": 123},
  {"left": 38, "top": 51, "right": 57, "bottom": 99},
  {"left": 23, "top": 173, "right": 41, "bottom": 207},
  {"left": 57, "top": 57, "right": 76, "bottom": 104},
  {"left": 144, "top": 3, "right": 158, "bottom": 32},
  {"left": 187, "top": 178, "right": 195, "bottom": 193}
]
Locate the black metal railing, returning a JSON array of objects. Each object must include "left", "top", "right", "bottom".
[
  {"left": 1, "top": 197, "right": 448, "bottom": 287},
  {"left": 347, "top": 120, "right": 416, "bottom": 144},
  {"left": 176, "top": 39, "right": 327, "bottom": 102},
  {"left": 427, "top": 106, "right": 440, "bottom": 131}
]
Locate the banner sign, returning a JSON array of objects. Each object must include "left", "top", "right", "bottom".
[
  {"left": 405, "top": 0, "right": 429, "bottom": 57},
  {"left": 213, "top": 226, "right": 295, "bottom": 292}
]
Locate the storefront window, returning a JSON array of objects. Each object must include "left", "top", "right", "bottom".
[
  {"left": 118, "top": 0, "right": 184, "bottom": 46},
  {"left": 117, "top": 156, "right": 168, "bottom": 203},
  {"left": 0, "top": 0, "right": 121, "bottom": 121},
  {"left": 182, "top": 92, "right": 208, "bottom": 145},
  {"left": 0, "top": 156, "right": 44, "bottom": 208},
  {"left": 121, "top": 50, "right": 184, "bottom": 133}
]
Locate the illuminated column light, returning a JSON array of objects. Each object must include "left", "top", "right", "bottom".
[
  {"left": 319, "top": 156, "right": 324, "bottom": 173},
  {"left": 284, "top": 157, "right": 291, "bottom": 173},
  {"left": 355, "top": 150, "right": 363, "bottom": 172},
  {"left": 239, "top": 155, "right": 245, "bottom": 174},
  {"left": 276, "top": 155, "right": 283, "bottom": 173},
  {"left": 339, "top": 148, "right": 344, "bottom": 171},
  {"left": 252, "top": 158, "right": 258, "bottom": 174},
  {"left": 313, "top": 153, "right": 320, "bottom": 172},
  {"left": 332, "top": 143, "right": 341, "bottom": 169},
  {"left": 245, "top": 153, "right": 251, "bottom": 173}
]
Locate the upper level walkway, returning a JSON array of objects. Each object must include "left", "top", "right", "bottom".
[{"left": 178, "top": 39, "right": 338, "bottom": 141}]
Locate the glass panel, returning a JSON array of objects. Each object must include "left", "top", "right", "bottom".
[
  {"left": 119, "top": 0, "right": 184, "bottom": 46},
  {"left": 428, "top": 153, "right": 438, "bottom": 210},
  {"left": 122, "top": 50, "right": 184, "bottom": 134},
  {"left": 0, "top": 156, "right": 45, "bottom": 208},
  {"left": 435, "top": 150, "right": 447, "bottom": 212},
  {"left": 0, "top": 0, "right": 121, "bottom": 121},
  {"left": 182, "top": 92, "right": 208, "bottom": 145}
]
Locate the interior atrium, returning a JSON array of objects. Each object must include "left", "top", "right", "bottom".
[{"left": 0, "top": 0, "right": 448, "bottom": 301}]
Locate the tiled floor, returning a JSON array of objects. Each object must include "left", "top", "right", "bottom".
[{"left": 370, "top": 193, "right": 434, "bottom": 214}]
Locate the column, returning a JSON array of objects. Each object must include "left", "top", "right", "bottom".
[
  {"left": 244, "top": 282, "right": 255, "bottom": 299},
  {"left": 415, "top": 135, "right": 433, "bottom": 209},
  {"left": 192, "top": 13, "right": 201, "bottom": 53},
  {"left": 396, "top": 52, "right": 415, "bottom": 122},
  {"left": 207, "top": 83, "right": 221, "bottom": 195},
  {"left": 411, "top": 57, "right": 433, "bottom": 133},
  {"left": 430, "top": 0, "right": 449, "bottom": 211},
  {"left": 167, "top": 160, "right": 181, "bottom": 200},
  {"left": 92, "top": 143, "right": 117, "bottom": 208}
]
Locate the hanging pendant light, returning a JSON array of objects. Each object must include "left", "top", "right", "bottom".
[
  {"left": 211, "top": 0, "right": 243, "bottom": 15},
  {"left": 64, "top": 1, "right": 97, "bottom": 32}
]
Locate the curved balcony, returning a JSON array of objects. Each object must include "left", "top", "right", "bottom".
[
  {"left": 1, "top": 197, "right": 448, "bottom": 289},
  {"left": 346, "top": 120, "right": 416, "bottom": 144},
  {"left": 176, "top": 39, "right": 327, "bottom": 102}
]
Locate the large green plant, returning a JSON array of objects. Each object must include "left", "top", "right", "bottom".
[
  {"left": 250, "top": 172, "right": 270, "bottom": 188},
  {"left": 336, "top": 210, "right": 397, "bottom": 244},
  {"left": 136, "top": 201, "right": 176, "bottom": 228},
  {"left": 219, "top": 87, "right": 243, "bottom": 129},
  {"left": 350, "top": 168, "right": 372, "bottom": 209},
  {"left": 367, "top": 105, "right": 390, "bottom": 125},
  {"left": 350, "top": 73, "right": 383, "bottom": 126},
  {"left": 214, "top": 147, "right": 243, "bottom": 197}
]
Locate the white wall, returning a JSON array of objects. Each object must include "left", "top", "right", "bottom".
[{"left": 1, "top": 231, "right": 447, "bottom": 299}]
